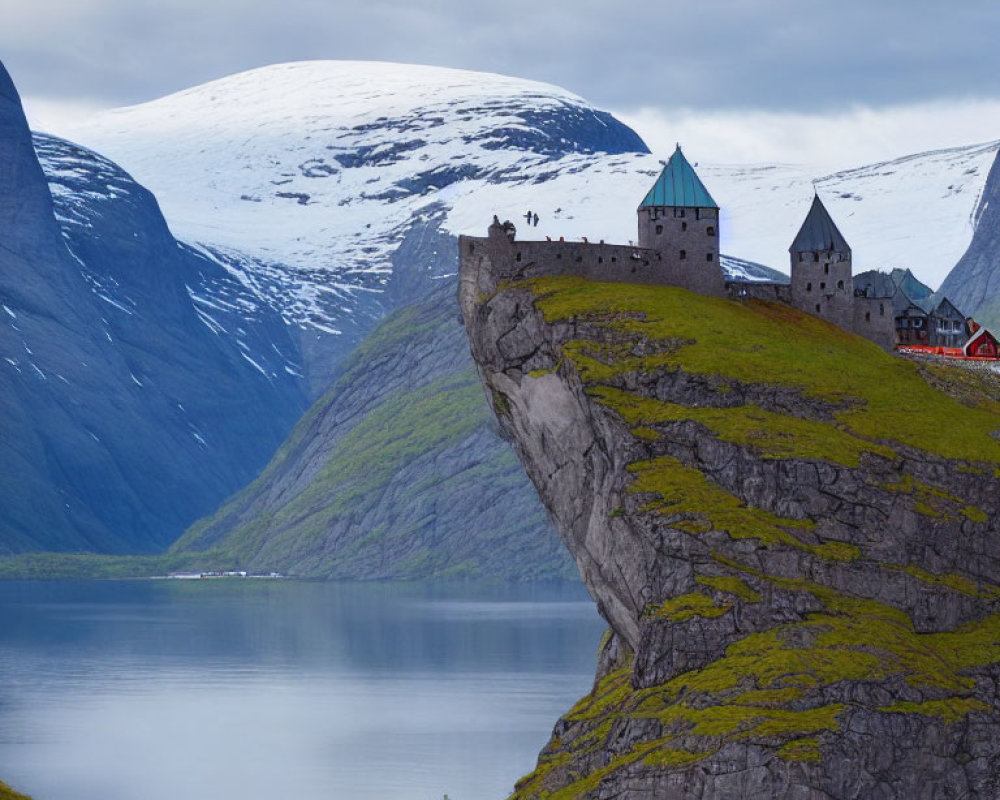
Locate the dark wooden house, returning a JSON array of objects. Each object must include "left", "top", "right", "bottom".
[
  {"left": 895, "top": 299, "right": 929, "bottom": 345},
  {"left": 964, "top": 327, "right": 1000, "bottom": 358},
  {"left": 928, "top": 297, "right": 968, "bottom": 348}
]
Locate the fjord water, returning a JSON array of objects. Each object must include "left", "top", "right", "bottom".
[{"left": 0, "top": 580, "right": 604, "bottom": 800}]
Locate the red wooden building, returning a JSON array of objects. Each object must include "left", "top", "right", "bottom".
[{"left": 963, "top": 327, "right": 1000, "bottom": 358}]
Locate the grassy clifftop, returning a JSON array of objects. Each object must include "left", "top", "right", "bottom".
[
  {"left": 463, "top": 276, "right": 1000, "bottom": 797},
  {"left": 531, "top": 276, "right": 1000, "bottom": 465}
]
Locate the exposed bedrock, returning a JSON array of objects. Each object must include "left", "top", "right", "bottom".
[{"left": 459, "top": 250, "right": 1000, "bottom": 798}]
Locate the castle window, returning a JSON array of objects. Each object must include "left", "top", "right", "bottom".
[
  {"left": 655, "top": 224, "right": 663, "bottom": 235},
  {"left": 806, "top": 282, "right": 812, "bottom": 291},
  {"left": 576, "top": 255, "right": 582, "bottom": 263},
  {"left": 706, "top": 252, "right": 714, "bottom": 262},
  {"left": 707, "top": 226, "right": 715, "bottom": 236},
  {"left": 556, "top": 253, "right": 562, "bottom": 259},
  {"left": 682, "top": 222, "right": 687, "bottom": 232},
  {"left": 815, "top": 304, "right": 821, "bottom": 313},
  {"left": 837, "top": 280, "right": 844, "bottom": 289},
  {"left": 516, "top": 252, "right": 522, "bottom": 262},
  {"left": 824, "top": 263, "right": 829, "bottom": 274},
  {"left": 866, "top": 311, "right": 871, "bottom": 322},
  {"left": 598, "top": 257, "right": 603, "bottom": 264},
  {"left": 674, "top": 208, "right": 686, "bottom": 218},
  {"left": 679, "top": 250, "right": 687, "bottom": 260},
  {"left": 813, "top": 253, "right": 820, "bottom": 262},
  {"left": 880, "top": 303, "right": 885, "bottom": 316},
  {"left": 611, "top": 257, "right": 617, "bottom": 263},
  {"left": 799, "top": 253, "right": 804, "bottom": 262},
  {"left": 468, "top": 242, "right": 475, "bottom": 253},
  {"left": 820, "top": 282, "right": 826, "bottom": 290}
]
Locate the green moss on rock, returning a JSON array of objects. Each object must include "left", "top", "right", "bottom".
[
  {"left": 645, "top": 592, "right": 731, "bottom": 622},
  {"left": 529, "top": 277, "right": 1000, "bottom": 464},
  {"left": 628, "top": 456, "right": 859, "bottom": 562}
]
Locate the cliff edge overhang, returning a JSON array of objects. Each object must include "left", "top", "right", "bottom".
[{"left": 458, "top": 239, "right": 1000, "bottom": 798}]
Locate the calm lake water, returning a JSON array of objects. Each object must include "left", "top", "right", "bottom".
[{"left": 0, "top": 580, "right": 605, "bottom": 800}]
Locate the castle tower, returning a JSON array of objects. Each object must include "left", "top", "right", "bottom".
[
  {"left": 637, "top": 145, "right": 723, "bottom": 296},
  {"left": 789, "top": 194, "right": 853, "bottom": 328}
]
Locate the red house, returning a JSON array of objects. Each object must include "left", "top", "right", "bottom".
[{"left": 963, "top": 327, "right": 1000, "bottom": 358}]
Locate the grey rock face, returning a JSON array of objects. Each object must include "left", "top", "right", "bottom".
[
  {"left": 459, "top": 247, "right": 1000, "bottom": 798},
  {"left": 0, "top": 60, "right": 307, "bottom": 553},
  {"left": 938, "top": 148, "right": 1000, "bottom": 327}
]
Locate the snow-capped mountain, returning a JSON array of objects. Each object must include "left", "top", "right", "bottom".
[
  {"left": 62, "top": 61, "right": 997, "bottom": 336},
  {"left": 61, "top": 61, "right": 650, "bottom": 389},
  {"left": 63, "top": 62, "right": 645, "bottom": 316}
]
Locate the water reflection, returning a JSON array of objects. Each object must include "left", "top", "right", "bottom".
[{"left": 0, "top": 580, "right": 604, "bottom": 800}]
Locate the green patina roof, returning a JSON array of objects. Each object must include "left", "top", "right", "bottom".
[{"left": 639, "top": 145, "right": 718, "bottom": 209}]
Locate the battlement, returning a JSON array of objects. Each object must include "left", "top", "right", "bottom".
[
  {"left": 459, "top": 211, "right": 725, "bottom": 304},
  {"left": 461, "top": 224, "right": 653, "bottom": 278}
]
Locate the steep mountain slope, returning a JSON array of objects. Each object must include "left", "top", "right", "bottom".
[
  {"left": 937, "top": 148, "right": 1000, "bottom": 327},
  {"left": 172, "top": 281, "right": 572, "bottom": 580},
  {"left": 460, "top": 260, "right": 1000, "bottom": 796},
  {"left": 0, "top": 62, "right": 306, "bottom": 554}
]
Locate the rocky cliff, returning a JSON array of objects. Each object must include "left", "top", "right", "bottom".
[
  {"left": 459, "top": 251, "right": 1000, "bottom": 797},
  {"left": 939, "top": 148, "right": 1000, "bottom": 329},
  {"left": 0, "top": 60, "right": 306, "bottom": 554}
]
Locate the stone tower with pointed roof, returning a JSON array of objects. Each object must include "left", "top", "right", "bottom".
[
  {"left": 789, "top": 194, "right": 854, "bottom": 330},
  {"left": 637, "top": 145, "right": 724, "bottom": 297}
]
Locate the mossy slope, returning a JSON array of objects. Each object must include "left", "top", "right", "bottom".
[{"left": 0, "top": 782, "right": 31, "bottom": 800}]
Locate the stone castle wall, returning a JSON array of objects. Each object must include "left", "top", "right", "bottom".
[
  {"left": 790, "top": 249, "right": 854, "bottom": 330},
  {"left": 461, "top": 220, "right": 724, "bottom": 297},
  {"left": 461, "top": 218, "right": 896, "bottom": 352},
  {"left": 637, "top": 205, "right": 719, "bottom": 281},
  {"left": 852, "top": 295, "right": 895, "bottom": 350}
]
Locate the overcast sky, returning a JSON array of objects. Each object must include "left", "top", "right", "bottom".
[{"left": 5, "top": 0, "right": 1000, "bottom": 165}]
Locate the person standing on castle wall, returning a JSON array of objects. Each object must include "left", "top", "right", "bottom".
[
  {"left": 524, "top": 209, "right": 533, "bottom": 225},
  {"left": 533, "top": 213, "right": 539, "bottom": 227}
]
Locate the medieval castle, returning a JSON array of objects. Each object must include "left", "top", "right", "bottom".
[{"left": 459, "top": 145, "right": 980, "bottom": 354}]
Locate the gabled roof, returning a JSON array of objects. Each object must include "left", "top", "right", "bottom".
[
  {"left": 639, "top": 145, "right": 718, "bottom": 209},
  {"left": 964, "top": 326, "right": 999, "bottom": 356},
  {"left": 931, "top": 296, "right": 965, "bottom": 320},
  {"left": 853, "top": 270, "right": 896, "bottom": 298},
  {"left": 789, "top": 194, "right": 851, "bottom": 253}
]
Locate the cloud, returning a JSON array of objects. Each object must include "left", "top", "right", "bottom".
[
  {"left": 3, "top": 0, "right": 1000, "bottom": 115},
  {"left": 616, "top": 100, "right": 1000, "bottom": 170}
]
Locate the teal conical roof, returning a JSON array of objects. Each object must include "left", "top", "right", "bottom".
[{"left": 639, "top": 145, "right": 718, "bottom": 209}]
